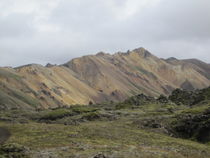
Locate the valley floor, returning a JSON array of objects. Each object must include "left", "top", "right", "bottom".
[{"left": 0, "top": 101, "right": 210, "bottom": 158}]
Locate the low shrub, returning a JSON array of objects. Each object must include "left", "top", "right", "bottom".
[{"left": 40, "top": 109, "right": 73, "bottom": 120}]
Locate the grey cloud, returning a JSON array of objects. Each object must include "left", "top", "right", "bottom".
[
  {"left": 0, "top": 0, "right": 210, "bottom": 67},
  {"left": 0, "top": 13, "right": 34, "bottom": 38}
]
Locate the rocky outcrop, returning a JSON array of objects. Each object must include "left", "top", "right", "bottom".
[
  {"left": 169, "top": 108, "right": 210, "bottom": 143},
  {"left": 169, "top": 87, "right": 210, "bottom": 105}
]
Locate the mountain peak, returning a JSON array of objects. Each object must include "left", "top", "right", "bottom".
[
  {"left": 96, "top": 51, "right": 109, "bottom": 56},
  {"left": 131, "top": 47, "right": 153, "bottom": 58},
  {"left": 115, "top": 47, "right": 153, "bottom": 58},
  {"left": 166, "top": 57, "right": 178, "bottom": 61},
  {"left": 132, "top": 47, "right": 146, "bottom": 52},
  {"left": 46, "top": 63, "right": 56, "bottom": 68}
]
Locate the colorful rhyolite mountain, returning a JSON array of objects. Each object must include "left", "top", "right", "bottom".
[{"left": 0, "top": 48, "right": 210, "bottom": 109}]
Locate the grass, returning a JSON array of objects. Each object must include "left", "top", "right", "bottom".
[
  {"left": 71, "top": 105, "right": 98, "bottom": 114},
  {"left": 39, "top": 108, "right": 73, "bottom": 120},
  {"left": 0, "top": 93, "right": 210, "bottom": 157},
  {"left": 180, "top": 105, "right": 210, "bottom": 114},
  {"left": 0, "top": 84, "right": 40, "bottom": 109},
  {"left": 0, "top": 69, "right": 22, "bottom": 81},
  {"left": 9, "top": 89, "right": 40, "bottom": 108},
  {"left": 0, "top": 119, "right": 209, "bottom": 158}
]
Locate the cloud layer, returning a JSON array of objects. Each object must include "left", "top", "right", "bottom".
[{"left": 0, "top": 0, "right": 210, "bottom": 66}]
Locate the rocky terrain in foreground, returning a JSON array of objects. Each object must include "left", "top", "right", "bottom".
[{"left": 0, "top": 87, "right": 210, "bottom": 158}]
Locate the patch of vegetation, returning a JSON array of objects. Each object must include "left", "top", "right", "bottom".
[
  {"left": 1, "top": 118, "right": 210, "bottom": 158},
  {"left": 0, "top": 69, "right": 22, "bottom": 81},
  {"left": 169, "top": 89, "right": 201, "bottom": 105},
  {"left": 116, "top": 94, "right": 156, "bottom": 109},
  {"left": 38, "top": 106, "right": 99, "bottom": 122},
  {"left": 168, "top": 87, "right": 210, "bottom": 106},
  {"left": 0, "top": 143, "right": 29, "bottom": 158},
  {"left": 81, "top": 112, "right": 101, "bottom": 121},
  {"left": 70, "top": 106, "right": 98, "bottom": 114},
  {"left": 180, "top": 105, "right": 210, "bottom": 115},
  {"left": 9, "top": 89, "right": 40, "bottom": 108},
  {"left": 0, "top": 87, "right": 210, "bottom": 157},
  {"left": 157, "top": 94, "right": 169, "bottom": 104},
  {"left": 201, "top": 87, "right": 210, "bottom": 100},
  {"left": 39, "top": 108, "right": 73, "bottom": 121}
]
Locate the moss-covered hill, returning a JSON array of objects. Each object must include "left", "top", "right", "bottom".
[{"left": 0, "top": 88, "right": 210, "bottom": 158}]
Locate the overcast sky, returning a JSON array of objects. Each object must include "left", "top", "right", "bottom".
[{"left": 0, "top": 0, "right": 210, "bottom": 67}]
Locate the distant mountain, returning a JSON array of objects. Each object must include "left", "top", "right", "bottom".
[{"left": 0, "top": 47, "right": 210, "bottom": 109}]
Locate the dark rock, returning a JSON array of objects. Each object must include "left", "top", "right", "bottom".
[
  {"left": 169, "top": 88, "right": 205, "bottom": 105},
  {"left": 45, "top": 63, "right": 56, "bottom": 67},
  {"left": 169, "top": 109, "right": 210, "bottom": 143},
  {"left": 157, "top": 94, "right": 169, "bottom": 103},
  {"left": 39, "top": 96, "right": 45, "bottom": 100},
  {"left": 41, "top": 90, "right": 51, "bottom": 96},
  {"left": 124, "top": 93, "right": 155, "bottom": 106},
  {"left": 93, "top": 153, "right": 107, "bottom": 158},
  {"left": 89, "top": 101, "right": 93, "bottom": 105}
]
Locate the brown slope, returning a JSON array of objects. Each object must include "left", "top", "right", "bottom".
[
  {"left": 64, "top": 48, "right": 210, "bottom": 100},
  {"left": 0, "top": 47, "right": 210, "bottom": 109},
  {"left": 14, "top": 64, "right": 100, "bottom": 108},
  {"left": 165, "top": 57, "right": 210, "bottom": 88},
  {"left": 0, "top": 65, "right": 99, "bottom": 109},
  {"left": 182, "top": 59, "right": 210, "bottom": 80}
]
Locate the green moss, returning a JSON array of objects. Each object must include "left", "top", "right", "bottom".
[
  {"left": 202, "top": 87, "right": 210, "bottom": 100},
  {"left": 0, "top": 69, "right": 22, "bottom": 80},
  {"left": 115, "top": 103, "right": 132, "bottom": 109},
  {"left": 71, "top": 106, "right": 98, "bottom": 114},
  {"left": 180, "top": 105, "right": 210, "bottom": 115},
  {"left": 0, "top": 143, "right": 29, "bottom": 158},
  {"left": 81, "top": 112, "right": 101, "bottom": 121},
  {"left": 40, "top": 109, "right": 73, "bottom": 120},
  {"left": 10, "top": 89, "right": 40, "bottom": 107},
  {"left": 0, "top": 90, "right": 30, "bottom": 109},
  {"left": 115, "top": 94, "right": 156, "bottom": 110}
]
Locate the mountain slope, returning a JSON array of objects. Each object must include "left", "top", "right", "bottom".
[
  {"left": 64, "top": 47, "right": 210, "bottom": 99},
  {"left": 0, "top": 47, "right": 210, "bottom": 109}
]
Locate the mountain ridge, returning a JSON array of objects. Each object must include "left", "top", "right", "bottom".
[{"left": 0, "top": 47, "right": 210, "bottom": 109}]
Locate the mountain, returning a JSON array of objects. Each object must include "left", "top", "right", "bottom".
[{"left": 0, "top": 47, "right": 210, "bottom": 109}]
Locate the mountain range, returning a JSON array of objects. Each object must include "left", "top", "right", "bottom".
[{"left": 0, "top": 47, "right": 210, "bottom": 109}]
